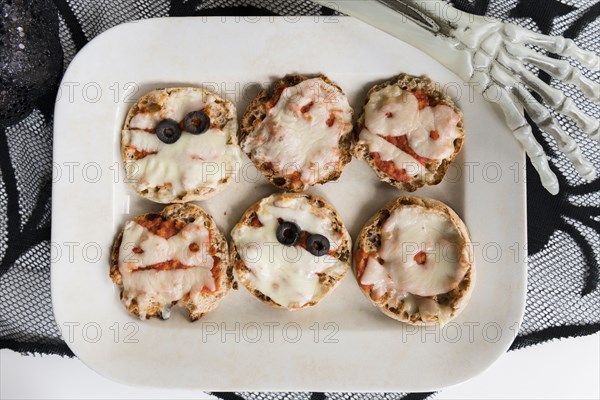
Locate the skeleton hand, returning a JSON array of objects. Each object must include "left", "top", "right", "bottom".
[{"left": 456, "top": 20, "right": 599, "bottom": 194}]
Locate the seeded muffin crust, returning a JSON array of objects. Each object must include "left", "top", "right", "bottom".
[
  {"left": 354, "top": 196, "right": 474, "bottom": 325},
  {"left": 240, "top": 74, "right": 354, "bottom": 192},
  {"left": 353, "top": 73, "right": 465, "bottom": 191},
  {"left": 122, "top": 87, "right": 239, "bottom": 203},
  {"left": 111, "top": 203, "right": 233, "bottom": 321},
  {"left": 230, "top": 192, "right": 352, "bottom": 310}
]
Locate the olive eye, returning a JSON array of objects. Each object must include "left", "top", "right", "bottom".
[
  {"left": 306, "top": 234, "right": 330, "bottom": 257},
  {"left": 183, "top": 110, "right": 210, "bottom": 135},
  {"left": 155, "top": 119, "right": 181, "bottom": 144},
  {"left": 276, "top": 221, "right": 300, "bottom": 246}
]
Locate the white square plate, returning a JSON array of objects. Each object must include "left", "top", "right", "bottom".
[{"left": 52, "top": 17, "right": 527, "bottom": 392}]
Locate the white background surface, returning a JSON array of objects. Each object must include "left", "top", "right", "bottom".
[{"left": 1, "top": 333, "right": 599, "bottom": 399}]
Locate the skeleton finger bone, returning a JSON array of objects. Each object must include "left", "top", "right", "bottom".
[
  {"left": 503, "top": 25, "right": 600, "bottom": 72},
  {"left": 498, "top": 50, "right": 600, "bottom": 141},
  {"left": 513, "top": 85, "right": 597, "bottom": 180},
  {"left": 504, "top": 42, "right": 600, "bottom": 103},
  {"left": 471, "top": 70, "right": 560, "bottom": 194},
  {"left": 490, "top": 64, "right": 597, "bottom": 181}
]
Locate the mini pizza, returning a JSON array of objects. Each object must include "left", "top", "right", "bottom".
[
  {"left": 230, "top": 192, "right": 351, "bottom": 309},
  {"left": 240, "top": 74, "right": 354, "bottom": 192},
  {"left": 122, "top": 87, "right": 240, "bottom": 203},
  {"left": 354, "top": 74, "right": 465, "bottom": 191},
  {"left": 110, "top": 204, "right": 232, "bottom": 321},
  {"left": 354, "top": 197, "right": 474, "bottom": 325}
]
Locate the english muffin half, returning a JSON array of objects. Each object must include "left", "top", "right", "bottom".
[
  {"left": 354, "top": 196, "right": 474, "bottom": 325},
  {"left": 110, "top": 203, "right": 233, "bottom": 321},
  {"left": 240, "top": 74, "right": 354, "bottom": 192},
  {"left": 354, "top": 74, "right": 465, "bottom": 191},
  {"left": 122, "top": 87, "right": 240, "bottom": 203},
  {"left": 230, "top": 192, "right": 351, "bottom": 309}
]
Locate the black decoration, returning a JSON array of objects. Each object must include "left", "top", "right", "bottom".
[
  {"left": 510, "top": 0, "right": 576, "bottom": 33},
  {"left": 0, "top": 0, "right": 63, "bottom": 126}
]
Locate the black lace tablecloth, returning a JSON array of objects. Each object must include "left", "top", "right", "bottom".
[{"left": 1, "top": 0, "right": 598, "bottom": 398}]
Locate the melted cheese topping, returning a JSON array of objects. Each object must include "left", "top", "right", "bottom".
[
  {"left": 231, "top": 195, "right": 347, "bottom": 308},
  {"left": 361, "top": 206, "right": 469, "bottom": 300},
  {"left": 124, "top": 89, "right": 240, "bottom": 202},
  {"left": 118, "top": 220, "right": 215, "bottom": 319},
  {"left": 242, "top": 78, "right": 353, "bottom": 188},
  {"left": 358, "top": 85, "right": 461, "bottom": 169},
  {"left": 359, "top": 128, "right": 426, "bottom": 180}
]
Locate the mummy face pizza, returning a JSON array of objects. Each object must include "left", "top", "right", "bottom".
[
  {"left": 230, "top": 193, "right": 351, "bottom": 309},
  {"left": 240, "top": 74, "right": 354, "bottom": 192},
  {"left": 122, "top": 87, "right": 240, "bottom": 203},
  {"left": 354, "top": 197, "right": 474, "bottom": 325},
  {"left": 110, "top": 204, "right": 232, "bottom": 321},
  {"left": 354, "top": 74, "right": 465, "bottom": 192}
]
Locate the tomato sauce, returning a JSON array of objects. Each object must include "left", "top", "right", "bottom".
[
  {"left": 137, "top": 216, "right": 186, "bottom": 240},
  {"left": 371, "top": 153, "right": 411, "bottom": 182},
  {"left": 381, "top": 135, "right": 432, "bottom": 166},
  {"left": 413, "top": 89, "right": 430, "bottom": 110},
  {"left": 355, "top": 249, "right": 376, "bottom": 290}
]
